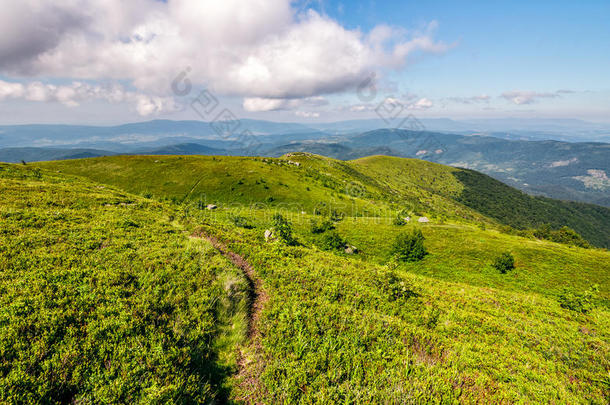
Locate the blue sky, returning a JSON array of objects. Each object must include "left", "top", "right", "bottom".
[{"left": 0, "top": 0, "right": 608, "bottom": 124}]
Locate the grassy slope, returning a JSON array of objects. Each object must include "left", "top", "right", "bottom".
[
  {"left": 350, "top": 155, "right": 610, "bottom": 248},
  {"left": 35, "top": 154, "right": 610, "bottom": 248},
  {"left": 12, "top": 155, "right": 610, "bottom": 402},
  {"left": 34, "top": 154, "right": 492, "bottom": 226},
  {"left": 191, "top": 210, "right": 610, "bottom": 403},
  {"left": 0, "top": 164, "right": 249, "bottom": 404}
]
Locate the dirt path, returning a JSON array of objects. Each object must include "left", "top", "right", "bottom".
[
  {"left": 192, "top": 231, "right": 267, "bottom": 403},
  {"left": 202, "top": 233, "right": 268, "bottom": 338}
]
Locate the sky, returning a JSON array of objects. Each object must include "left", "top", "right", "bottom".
[{"left": 0, "top": 0, "right": 609, "bottom": 125}]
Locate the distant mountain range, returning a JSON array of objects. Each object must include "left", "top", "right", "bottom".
[{"left": 0, "top": 119, "right": 609, "bottom": 206}]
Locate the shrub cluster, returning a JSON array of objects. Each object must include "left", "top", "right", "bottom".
[
  {"left": 558, "top": 285, "right": 599, "bottom": 314},
  {"left": 272, "top": 214, "right": 296, "bottom": 245},
  {"left": 493, "top": 252, "right": 515, "bottom": 274},
  {"left": 390, "top": 229, "right": 427, "bottom": 262},
  {"left": 230, "top": 215, "right": 254, "bottom": 229}
]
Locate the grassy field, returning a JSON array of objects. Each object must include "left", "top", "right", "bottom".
[
  {"left": 0, "top": 164, "right": 250, "bottom": 404},
  {"left": 2, "top": 154, "right": 609, "bottom": 403},
  {"left": 189, "top": 209, "right": 610, "bottom": 403},
  {"left": 35, "top": 153, "right": 610, "bottom": 248}
]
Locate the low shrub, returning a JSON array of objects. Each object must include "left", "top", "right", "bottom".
[
  {"left": 375, "top": 271, "right": 419, "bottom": 301},
  {"left": 319, "top": 231, "right": 346, "bottom": 251},
  {"left": 271, "top": 214, "right": 296, "bottom": 245},
  {"left": 392, "top": 215, "right": 406, "bottom": 226},
  {"left": 230, "top": 215, "right": 254, "bottom": 229},
  {"left": 493, "top": 252, "right": 515, "bottom": 274},
  {"left": 558, "top": 285, "right": 599, "bottom": 314},
  {"left": 310, "top": 218, "right": 335, "bottom": 234},
  {"left": 390, "top": 229, "right": 427, "bottom": 262}
]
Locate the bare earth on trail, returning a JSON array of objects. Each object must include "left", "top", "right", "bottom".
[{"left": 192, "top": 231, "right": 269, "bottom": 404}]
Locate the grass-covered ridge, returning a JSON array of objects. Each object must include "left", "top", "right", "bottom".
[{"left": 36, "top": 153, "right": 610, "bottom": 248}]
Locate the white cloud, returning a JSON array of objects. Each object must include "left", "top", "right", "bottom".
[
  {"left": 0, "top": 0, "right": 450, "bottom": 108},
  {"left": 243, "top": 96, "right": 328, "bottom": 112},
  {"left": 0, "top": 79, "right": 177, "bottom": 116},
  {"left": 295, "top": 111, "right": 320, "bottom": 118},
  {"left": 410, "top": 97, "right": 433, "bottom": 110}
]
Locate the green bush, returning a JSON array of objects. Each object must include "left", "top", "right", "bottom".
[
  {"left": 390, "top": 229, "right": 427, "bottom": 262},
  {"left": 376, "top": 271, "right": 419, "bottom": 301},
  {"left": 533, "top": 224, "right": 591, "bottom": 248},
  {"left": 392, "top": 215, "right": 406, "bottom": 226},
  {"left": 310, "top": 218, "right": 335, "bottom": 234},
  {"left": 558, "top": 285, "right": 599, "bottom": 314},
  {"left": 319, "top": 231, "right": 346, "bottom": 251},
  {"left": 493, "top": 252, "right": 515, "bottom": 274},
  {"left": 230, "top": 215, "right": 254, "bottom": 229},
  {"left": 272, "top": 214, "right": 296, "bottom": 245}
]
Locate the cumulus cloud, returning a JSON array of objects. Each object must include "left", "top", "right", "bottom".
[
  {"left": 0, "top": 0, "right": 450, "bottom": 111},
  {"left": 411, "top": 97, "right": 433, "bottom": 110},
  {"left": 0, "top": 79, "right": 177, "bottom": 116},
  {"left": 243, "top": 96, "right": 328, "bottom": 112}
]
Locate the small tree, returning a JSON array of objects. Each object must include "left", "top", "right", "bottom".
[
  {"left": 272, "top": 214, "right": 295, "bottom": 245},
  {"left": 493, "top": 252, "right": 515, "bottom": 274},
  {"left": 390, "top": 229, "right": 427, "bottom": 262}
]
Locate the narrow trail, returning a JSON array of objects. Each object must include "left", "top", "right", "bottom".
[{"left": 192, "top": 230, "right": 267, "bottom": 403}]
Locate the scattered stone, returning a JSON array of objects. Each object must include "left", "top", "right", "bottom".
[
  {"left": 264, "top": 229, "right": 275, "bottom": 242},
  {"left": 206, "top": 204, "right": 218, "bottom": 210},
  {"left": 344, "top": 245, "right": 358, "bottom": 254},
  {"left": 404, "top": 216, "right": 411, "bottom": 222},
  {"left": 418, "top": 217, "right": 429, "bottom": 223}
]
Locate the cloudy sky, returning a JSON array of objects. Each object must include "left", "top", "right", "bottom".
[{"left": 0, "top": 0, "right": 609, "bottom": 124}]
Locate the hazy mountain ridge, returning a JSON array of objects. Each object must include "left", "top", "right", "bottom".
[{"left": 1, "top": 119, "right": 609, "bottom": 206}]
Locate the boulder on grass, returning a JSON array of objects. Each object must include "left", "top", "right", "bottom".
[
  {"left": 344, "top": 245, "right": 358, "bottom": 254},
  {"left": 264, "top": 229, "right": 276, "bottom": 242},
  {"left": 418, "top": 217, "right": 429, "bottom": 223},
  {"left": 206, "top": 204, "right": 218, "bottom": 210}
]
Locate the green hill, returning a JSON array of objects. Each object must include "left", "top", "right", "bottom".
[
  {"left": 2, "top": 155, "right": 609, "bottom": 403},
  {"left": 35, "top": 153, "right": 610, "bottom": 248}
]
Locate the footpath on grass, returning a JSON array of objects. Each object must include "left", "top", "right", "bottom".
[{"left": 192, "top": 230, "right": 268, "bottom": 403}]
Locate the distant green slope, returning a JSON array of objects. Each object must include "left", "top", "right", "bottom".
[
  {"left": 351, "top": 155, "right": 610, "bottom": 248},
  {"left": 34, "top": 154, "right": 491, "bottom": 225},
  {"left": 35, "top": 153, "right": 610, "bottom": 248}
]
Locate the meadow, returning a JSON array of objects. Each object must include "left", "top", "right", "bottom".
[{"left": 1, "top": 154, "right": 609, "bottom": 403}]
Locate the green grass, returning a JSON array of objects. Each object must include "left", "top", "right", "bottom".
[
  {"left": 2, "top": 154, "right": 609, "bottom": 403},
  {"left": 0, "top": 164, "right": 249, "bottom": 404},
  {"left": 189, "top": 212, "right": 610, "bottom": 403},
  {"left": 35, "top": 153, "right": 610, "bottom": 248}
]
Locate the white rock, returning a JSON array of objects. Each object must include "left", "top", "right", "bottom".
[
  {"left": 418, "top": 217, "right": 429, "bottom": 223},
  {"left": 206, "top": 204, "right": 217, "bottom": 210},
  {"left": 264, "top": 229, "right": 275, "bottom": 242}
]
